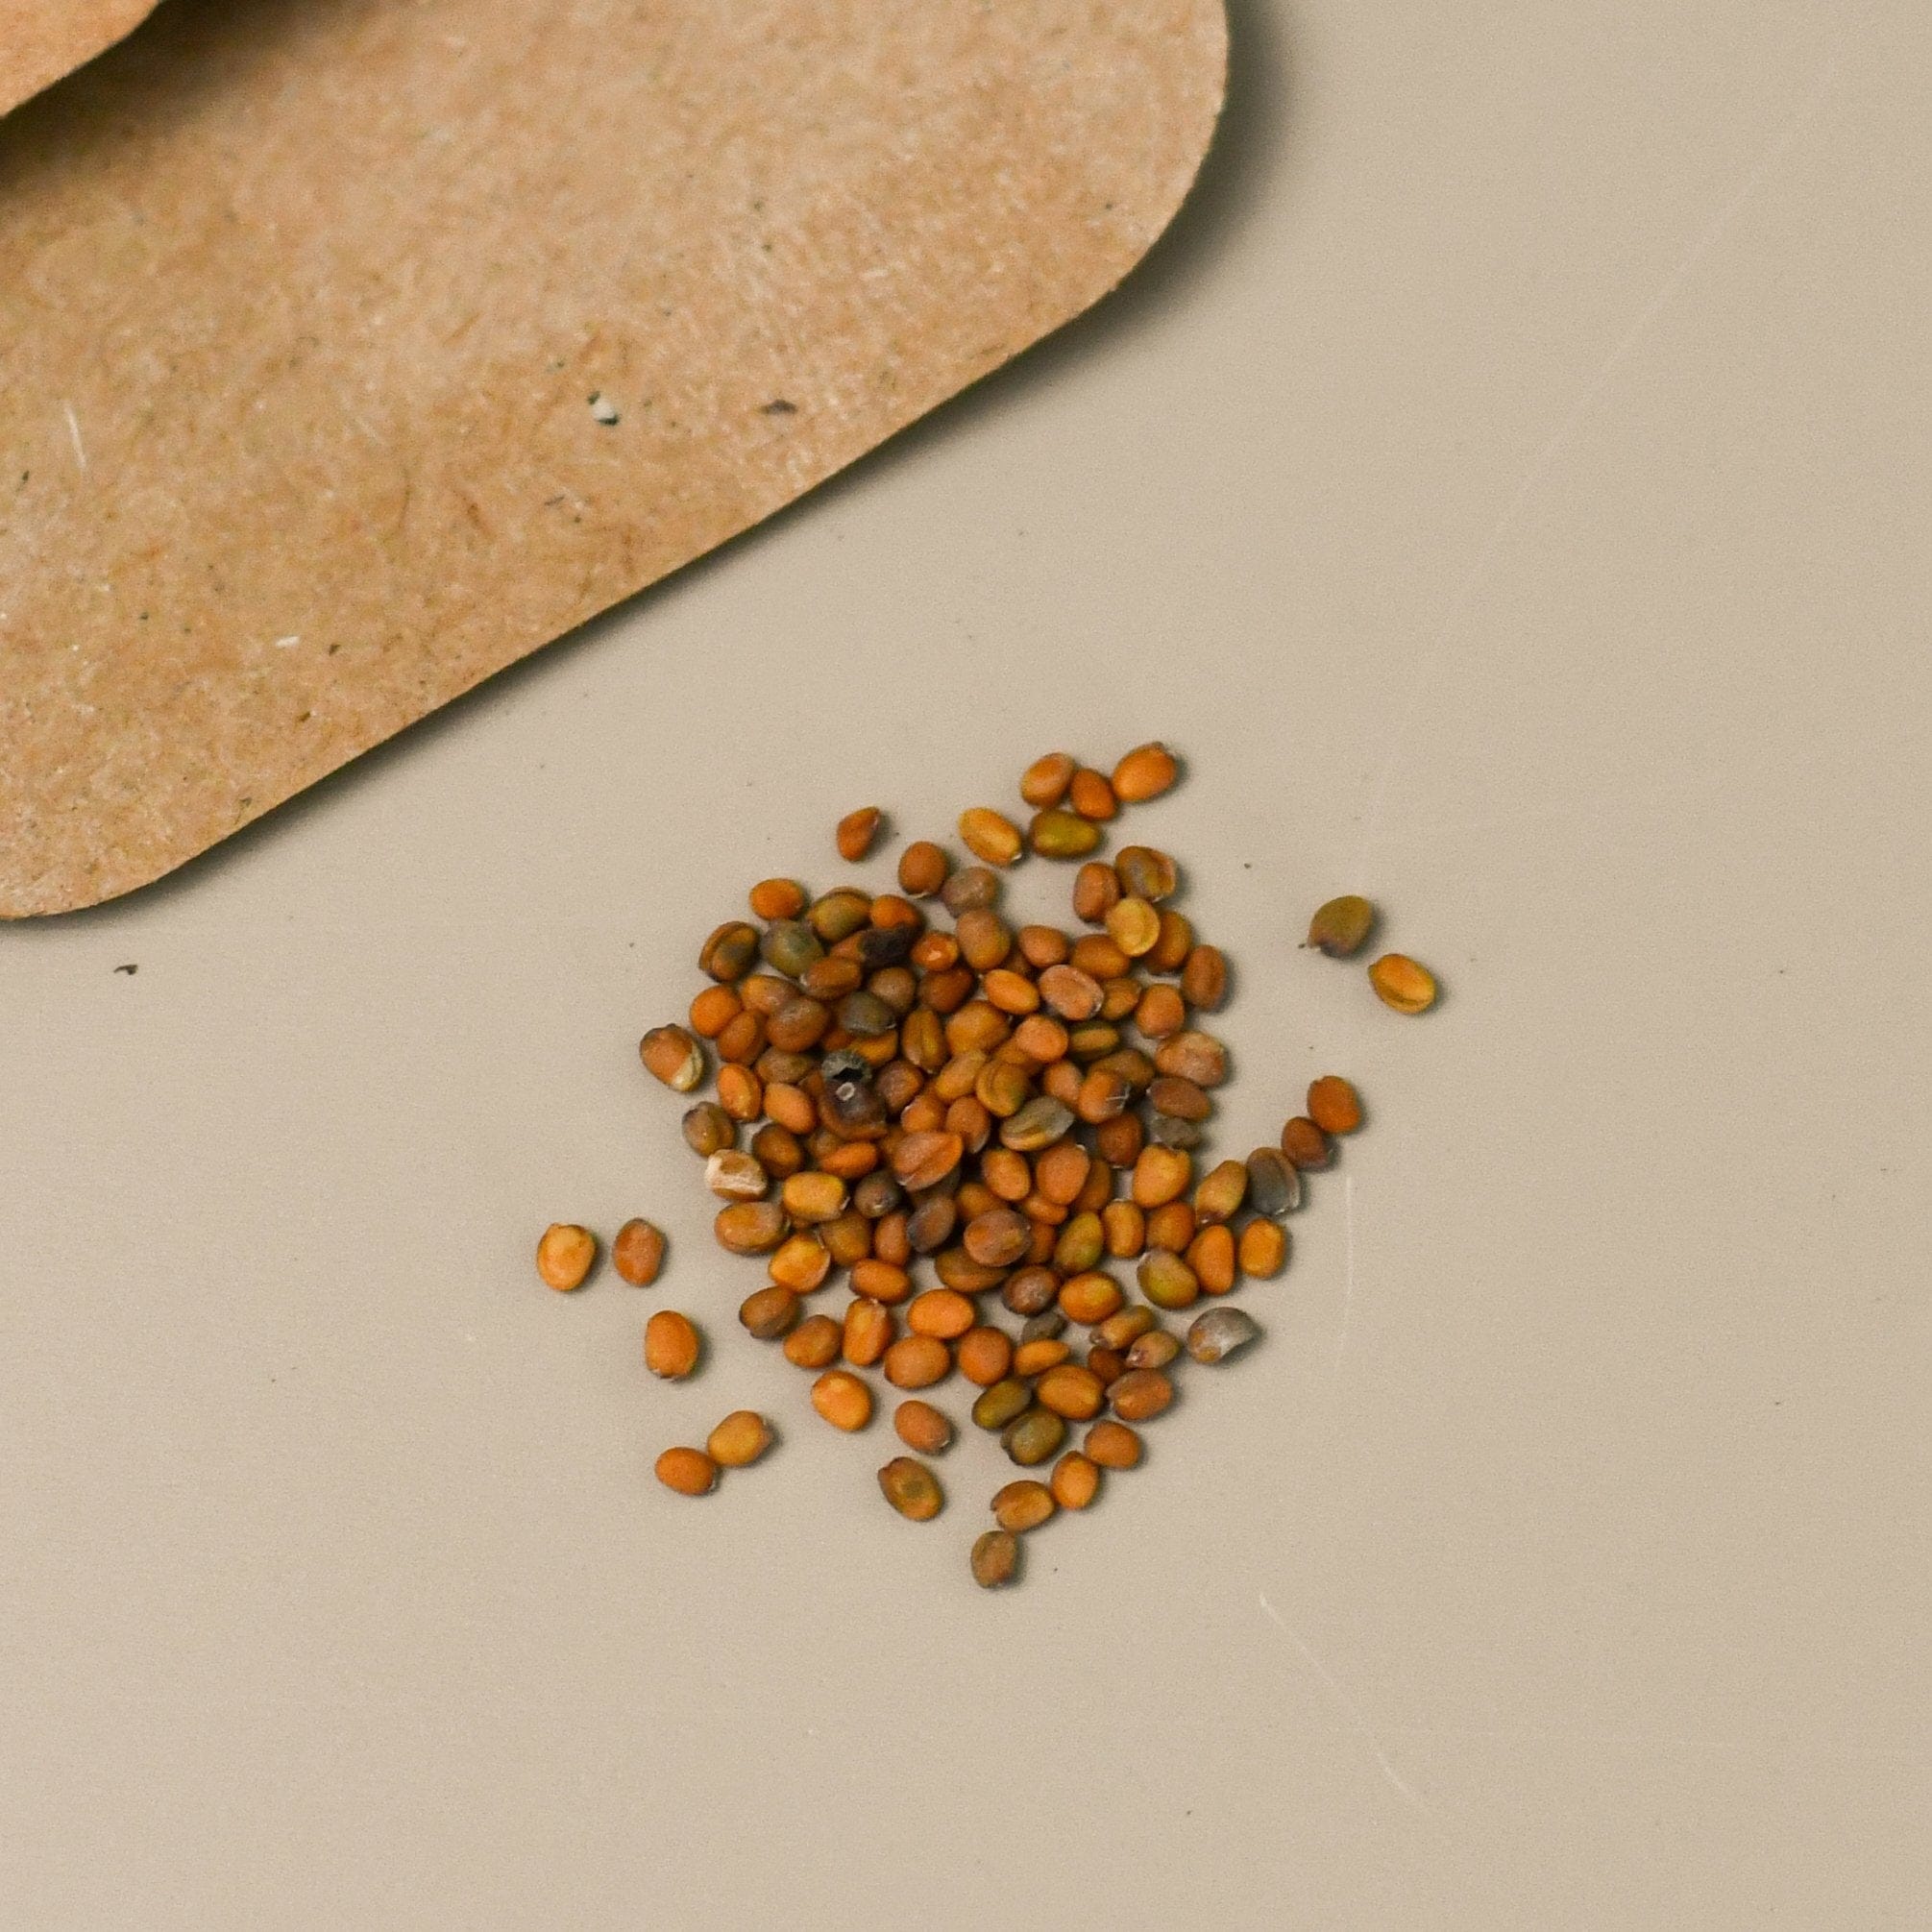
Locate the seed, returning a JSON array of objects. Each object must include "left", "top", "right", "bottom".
[
  {"left": 1237, "top": 1217, "right": 1288, "bottom": 1277},
  {"left": 781, "top": 1171, "right": 849, "bottom": 1225},
  {"left": 1096, "top": 1113, "right": 1144, "bottom": 1167},
  {"left": 1125, "top": 1329, "right": 1181, "bottom": 1371},
  {"left": 1137, "top": 983, "right": 1186, "bottom": 1038},
  {"left": 689, "top": 984, "right": 742, "bottom": 1039},
  {"left": 1186, "top": 1222, "right": 1236, "bottom": 1294},
  {"left": 1133, "top": 1146, "right": 1193, "bottom": 1208},
  {"left": 992, "top": 1479, "right": 1058, "bottom": 1531},
  {"left": 640, "top": 1025, "right": 704, "bottom": 1091},
  {"left": 811, "top": 1370, "right": 873, "bottom": 1431},
  {"left": 843, "top": 1299, "right": 893, "bottom": 1366},
  {"left": 1308, "top": 1075, "right": 1363, "bottom": 1135},
  {"left": 878, "top": 1457, "right": 943, "bottom": 1521},
  {"left": 1306, "top": 893, "right": 1375, "bottom": 958},
  {"left": 941, "top": 866, "right": 1001, "bottom": 916},
  {"left": 698, "top": 920, "right": 761, "bottom": 982},
  {"left": 753, "top": 1122, "right": 806, "bottom": 1178},
  {"left": 1050, "top": 1452, "right": 1101, "bottom": 1509},
  {"left": 893, "top": 1130, "right": 964, "bottom": 1190},
  {"left": 850, "top": 1259, "right": 911, "bottom": 1304},
  {"left": 1152, "top": 1030, "right": 1228, "bottom": 1087},
  {"left": 1035, "top": 1363, "right": 1106, "bottom": 1421},
  {"left": 716, "top": 1064, "right": 761, "bottom": 1121},
  {"left": 959, "top": 808, "right": 1023, "bottom": 867},
  {"left": 964, "top": 1207, "right": 1031, "bottom": 1267},
  {"left": 1145, "top": 1201, "right": 1196, "bottom": 1254},
  {"left": 645, "top": 1309, "right": 701, "bottom": 1379},
  {"left": 1109, "top": 1368, "right": 1175, "bottom": 1422},
  {"left": 654, "top": 1447, "right": 719, "bottom": 1496},
  {"left": 739, "top": 1284, "right": 801, "bottom": 1339},
  {"left": 706, "top": 1150, "right": 769, "bottom": 1200},
  {"left": 1087, "top": 1421, "right": 1145, "bottom": 1473},
  {"left": 1114, "top": 844, "right": 1178, "bottom": 901},
  {"left": 1147, "top": 1075, "right": 1211, "bottom": 1121},
  {"left": 1102, "top": 1200, "right": 1146, "bottom": 1258},
  {"left": 1019, "top": 1309, "right": 1067, "bottom": 1344},
  {"left": 956, "top": 1326, "right": 1015, "bottom": 1386},
  {"left": 896, "top": 841, "right": 949, "bottom": 898},
  {"left": 612, "top": 1218, "right": 666, "bottom": 1286},
  {"left": 535, "top": 1223, "right": 597, "bottom": 1291},
  {"left": 975, "top": 1057, "right": 1034, "bottom": 1116},
  {"left": 715, "top": 1011, "right": 765, "bottom": 1064},
  {"left": 748, "top": 877, "right": 808, "bottom": 921},
  {"left": 1244, "top": 1147, "right": 1302, "bottom": 1216},
  {"left": 1030, "top": 809, "right": 1102, "bottom": 858},
  {"left": 981, "top": 968, "right": 1039, "bottom": 1017},
  {"left": 1146, "top": 909, "right": 1192, "bottom": 974},
  {"left": 907, "top": 1287, "right": 977, "bottom": 1340},
  {"left": 1020, "top": 751, "right": 1077, "bottom": 809},
  {"left": 1001, "top": 1265, "right": 1059, "bottom": 1317},
  {"left": 1002, "top": 1406, "right": 1067, "bottom": 1466},
  {"left": 1369, "top": 952, "right": 1438, "bottom": 1015},
  {"left": 1057, "top": 1270, "right": 1125, "bottom": 1326},
  {"left": 1000, "top": 1095, "right": 1076, "bottom": 1152},
  {"left": 1071, "top": 934, "right": 1133, "bottom": 981},
  {"left": 837, "top": 806, "right": 884, "bottom": 862},
  {"left": 884, "top": 1334, "right": 952, "bottom": 1389},
  {"left": 1066, "top": 768, "right": 1118, "bottom": 820},
  {"left": 908, "top": 1194, "right": 961, "bottom": 1255},
  {"left": 1070, "top": 862, "right": 1121, "bottom": 926},
  {"left": 1137, "top": 1249, "right": 1199, "bottom": 1310},
  {"left": 784, "top": 1314, "right": 843, "bottom": 1368},
  {"left": 681, "top": 1101, "right": 735, "bottom": 1157},
  {"left": 1180, "top": 943, "right": 1229, "bottom": 1010},
  {"left": 1193, "top": 1158, "right": 1249, "bottom": 1224},
  {"left": 707, "top": 1409, "right": 773, "bottom": 1467},
  {"left": 1187, "top": 1307, "right": 1261, "bottom": 1364},
  {"left": 1037, "top": 965, "right": 1104, "bottom": 1022},
  {"left": 837, "top": 990, "right": 896, "bottom": 1039},
  {"left": 1280, "top": 1116, "right": 1332, "bottom": 1170},
  {"left": 972, "top": 1378, "right": 1032, "bottom": 1431},
  {"left": 894, "top": 1400, "right": 954, "bottom": 1454},
  {"left": 971, "top": 1528, "right": 1020, "bottom": 1588},
  {"left": 766, "top": 996, "right": 831, "bottom": 1055},
  {"left": 808, "top": 889, "right": 872, "bottom": 943},
  {"left": 1106, "top": 896, "right": 1162, "bottom": 957},
  {"left": 935, "top": 1247, "right": 1006, "bottom": 1294},
  {"left": 1112, "top": 742, "right": 1179, "bottom": 802},
  {"left": 715, "top": 1200, "right": 789, "bottom": 1255},
  {"left": 1013, "top": 1337, "right": 1070, "bottom": 1378}
]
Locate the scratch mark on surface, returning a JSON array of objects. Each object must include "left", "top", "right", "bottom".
[
  {"left": 1259, "top": 1592, "right": 1439, "bottom": 1821},
  {"left": 61, "top": 401, "right": 86, "bottom": 474},
  {"left": 1333, "top": 1173, "right": 1358, "bottom": 1377},
  {"left": 1355, "top": 43, "right": 1846, "bottom": 872}
]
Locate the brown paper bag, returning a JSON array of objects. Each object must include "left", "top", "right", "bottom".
[{"left": 0, "top": 0, "right": 1225, "bottom": 916}]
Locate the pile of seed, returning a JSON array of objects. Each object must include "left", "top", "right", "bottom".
[{"left": 542, "top": 745, "right": 1434, "bottom": 1588}]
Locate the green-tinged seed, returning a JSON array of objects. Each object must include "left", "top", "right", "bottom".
[
  {"left": 972, "top": 1378, "right": 1032, "bottom": 1431},
  {"left": 1030, "top": 809, "right": 1103, "bottom": 859},
  {"left": 878, "top": 1456, "right": 944, "bottom": 1521},
  {"left": 1001, "top": 1406, "right": 1067, "bottom": 1466},
  {"left": 1306, "top": 894, "right": 1376, "bottom": 958},
  {"left": 1137, "top": 1249, "right": 1200, "bottom": 1310},
  {"left": 971, "top": 1528, "right": 1020, "bottom": 1588},
  {"left": 761, "top": 919, "right": 825, "bottom": 977}
]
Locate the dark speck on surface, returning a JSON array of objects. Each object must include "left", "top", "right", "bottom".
[
  {"left": 761, "top": 399, "right": 797, "bottom": 415},
  {"left": 113, "top": 963, "right": 137, "bottom": 974}
]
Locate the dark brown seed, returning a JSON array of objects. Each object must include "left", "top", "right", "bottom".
[
  {"left": 681, "top": 1101, "right": 735, "bottom": 1157},
  {"left": 1281, "top": 1116, "right": 1332, "bottom": 1169},
  {"left": 1245, "top": 1147, "right": 1302, "bottom": 1216},
  {"left": 739, "top": 1284, "right": 801, "bottom": 1339},
  {"left": 942, "top": 866, "right": 1002, "bottom": 916}
]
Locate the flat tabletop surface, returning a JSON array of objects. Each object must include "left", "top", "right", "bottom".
[{"left": 5, "top": 2, "right": 1927, "bottom": 1925}]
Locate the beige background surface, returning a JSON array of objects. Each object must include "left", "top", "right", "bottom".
[{"left": 3, "top": 0, "right": 1928, "bottom": 1925}]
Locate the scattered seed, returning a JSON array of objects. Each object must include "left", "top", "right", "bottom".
[
  {"left": 1112, "top": 742, "right": 1178, "bottom": 802},
  {"left": 655, "top": 1447, "right": 719, "bottom": 1496},
  {"left": 1308, "top": 1075, "right": 1363, "bottom": 1135},
  {"left": 971, "top": 1528, "right": 1020, "bottom": 1587},
  {"left": 1306, "top": 894, "right": 1375, "bottom": 958},
  {"left": 640, "top": 1025, "right": 705, "bottom": 1091},
  {"left": 811, "top": 1370, "right": 874, "bottom": 1431},
  {"left": 878, "top": 1456, "right": 943, "bottom": 1520},
  {"left": 1369, "top": 952, "right": 1438, "bottom": 1015},
  {"left": 837, "top": 806, "right": 884, "bottom": 862},
  {"left": 645, "top": 1310, "right": 701, "bottom": 1380},
  {"left": 959, "top": 808, "right": 1023, "bottom": 867},
  {"left": 992, "top": 1479, "right": 1057, "bottom": 1531},
  {"left": 1085, "top": 1418, "right": 1144, "bottom": 1468},
  {"left": 1186, "top": 1307, "right": 1260, "bottom": 1363},
  {"left": 535, "top": 1223, "right": 597, "bottom": 1291},
  {"left": 894, "top": 1400, "right": 954, "bottom": 1455},
  {"left": 612, "top": 1218, "right": 667, "bottom": 1285},
  {"left": 707, "top": 1410, "right": 773, "bottom": 1467},
  {"left": 1280, "top": 1116, "right": 1332, "bottom": 1170}
]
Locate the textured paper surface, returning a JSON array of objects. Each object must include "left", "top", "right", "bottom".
[
  {"left": 0, "top": 0, "right": 157, "bottom": 115},
  {"left": 0, "top": 0, "right": 1225, "bottom": 917}
]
